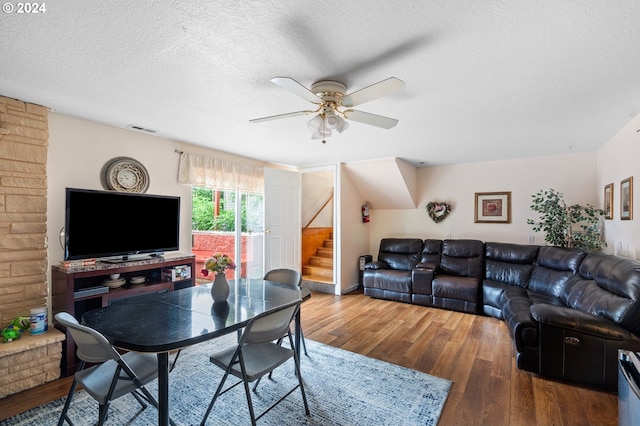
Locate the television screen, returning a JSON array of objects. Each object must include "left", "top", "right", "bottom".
[{"left": 64, "top": 188, "right": 180, "bottom": 261}]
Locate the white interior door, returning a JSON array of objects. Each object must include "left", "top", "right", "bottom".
[{"left": 264, "top": 167, "right": 301, "bottom": 272}]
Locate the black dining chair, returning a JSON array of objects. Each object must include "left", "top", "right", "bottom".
[
  {"left": 55, "top": 312, "right": 174, "bottom": 426},
  {"left": 200, "top": 299, "right": 310, "bottom": 426}
]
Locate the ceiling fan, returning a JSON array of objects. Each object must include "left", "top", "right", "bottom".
[{"left": 250, "top": 77, "right": 405, "bottom": 143}]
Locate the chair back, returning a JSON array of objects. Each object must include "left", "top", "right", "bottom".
[
  {"left": 55, "top": 312, "right": 120, "bottom": 364},
  {"left": 241, "top": 300, "right": 301, "bottom": 345},
  {"left": 264, "top": 268, "right": 302, "bottom": 288}
]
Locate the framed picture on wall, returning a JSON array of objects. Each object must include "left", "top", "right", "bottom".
[
  {"left": 621, "top": 177, "right": 633, "bottom": 220},
  {"left": 474, "top": 192, "right": 511, "bottom": 223},
  {"left": 604, "top": 183, "right": 614, "bottom": 219}
]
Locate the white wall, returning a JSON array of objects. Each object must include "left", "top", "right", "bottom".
[
  {"left": 301, "top": 170, "right": 333, "bottom": 227},
  {"left": 47, "top": 113, "right": 194, "bottom": 267},
  {"left": 368, "top": 152, "right": 598, "bottom": 256},
  {"left": 338, "top": 163, "right": 370, "bottom": 293},
  {"left": 597, "top": 112, "right": 640, "bottom": 259}
]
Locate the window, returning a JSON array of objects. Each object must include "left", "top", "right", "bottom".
[{"left": 191, "top": 187, "right": 264, "bottom": 281}]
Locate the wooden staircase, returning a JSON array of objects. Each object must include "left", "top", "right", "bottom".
[{"left": 302, "top": 234, "right": 333, "bottom": 284}]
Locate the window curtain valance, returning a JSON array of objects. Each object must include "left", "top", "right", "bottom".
[{"left": 178, "top": 152, "right": 263, "bottom": 192}]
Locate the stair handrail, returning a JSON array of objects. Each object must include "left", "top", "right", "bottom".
[{"left": 303, "top": 193, "right": 334, "bottom": 230}]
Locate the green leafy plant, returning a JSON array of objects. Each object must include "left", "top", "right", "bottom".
[
  {"left": 192, "top": 188, "right": 247, "bottom": 232},
  {"left": 527, "top": 188, "right": 606, "bottom": 251}
]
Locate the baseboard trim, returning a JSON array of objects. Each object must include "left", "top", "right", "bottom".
[{"left": 341, "top": 283, "right": 359, "bottom": 294}]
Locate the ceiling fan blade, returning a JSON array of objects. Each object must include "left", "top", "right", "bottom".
[
  {"left": 249, "top": 110, "right": 313, "bottom": 123},
  {"left": 271, "top": 77, "right": 322, "bottom": 104},
  {"left": 343, "top": 110, "right": 399, "bottom": 129},
  {"left": 342, "top": 77, "right": 406, "bottom": 107}
]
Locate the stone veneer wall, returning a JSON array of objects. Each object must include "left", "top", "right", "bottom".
[{"left": 0, "top": 95, "right": 63, "bottom": 397}]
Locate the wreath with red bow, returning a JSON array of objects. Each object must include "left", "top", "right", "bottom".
[{"left": 426, "top": 202, "right": 452, "bottom": 223}]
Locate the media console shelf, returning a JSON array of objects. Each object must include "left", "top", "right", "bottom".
[{"left": 52, "top": 254, "right": 196, "bottom": 376}]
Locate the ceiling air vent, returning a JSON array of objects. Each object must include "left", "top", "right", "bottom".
[{"left": 126, "top": 124, "right": 157, "bottom": 133}]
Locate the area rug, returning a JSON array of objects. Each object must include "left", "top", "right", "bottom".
[{"left": 3, "top": 336, "right": 451, "bottom": 425}]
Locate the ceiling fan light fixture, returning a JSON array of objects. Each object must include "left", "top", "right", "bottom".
[
  {"left": 307, "top": 110, "right": 349, "bottom": 140},
  {"left": 306, "top": 114, "right": 324, "bottom": 133},
  {"left": 324, "top": 111, "right": 340, "bottom": 129},
  {"left": 334, "top": 115, "right": 350, "bottom": 134},
  {"left": 325, "top": 111, "right": 349, "bottom": 133}
]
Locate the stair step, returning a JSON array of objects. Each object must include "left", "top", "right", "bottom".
[
  {"left": 316, "top": 247, "right": 333, "bottom": 257},
  {"left": 323, "top": 239, "right": 333, "bottom": 248},
  {"left": 302, "top": 265, "right": 333, "bottom": 279},
  {"left": 303, "top": 275, "right": 334, "bottom": 286},
  {"left": 309, "top": 255, "right": 333, "bottom": 267}
]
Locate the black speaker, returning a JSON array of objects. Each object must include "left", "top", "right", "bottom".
[{"left": 358, "top": 255, "right": 372, "bottom": 286}]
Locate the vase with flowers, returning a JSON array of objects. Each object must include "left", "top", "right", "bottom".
[{"left": 201, "top": 254, "right": 236, "bottom": 302}]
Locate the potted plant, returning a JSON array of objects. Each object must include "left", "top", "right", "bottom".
[{"left": 527, "top": 188, "right": 606, "bottom": 251}]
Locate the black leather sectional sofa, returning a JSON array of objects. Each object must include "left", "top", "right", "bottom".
[{"left": 363, "top": 238, "right": 640, "bottom": 391}]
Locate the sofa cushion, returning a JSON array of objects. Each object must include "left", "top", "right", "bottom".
[
  {"left": 433, "top": 276, "right": 479, "bottom": 303},
  {"left": 439, "top": 239, "right": 484, "bottom": 278},
  {"left": 561, "top": 253, "right": 640, "bottom": 333},
  {"left": 377, "top": 238, "right": 423, "bottom": 271},
  {"left": 419, "top": 239, "right": 442, "bottom": 267},
  {"left": 528, "top": 246, "right": 586, "bottom": 297},
  {"left": 363, "top": 269, "right": 413, "bottom": 294},
  {"left": 482, "top": 243, "right": 539, "bottom": 318},
  {"left": 482, "top": 281, "right": 508, "bottom": 317},
  {"left": 484, "top": 242, "right": 539, "bottom": 288},
  {"left": 501, "top": 286, "right": 538, "bottom": 350},
  {"left": 531, "top": 303, "right": 631, "bottom": 340}
]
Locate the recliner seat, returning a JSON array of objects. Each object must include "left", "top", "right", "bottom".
[{"left": 363, "top": 238, "right": 423, "bottom": 303}]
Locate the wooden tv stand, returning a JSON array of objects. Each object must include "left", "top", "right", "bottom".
[{"left": 51, "top": 254, "right": 196, "bottom": 376}]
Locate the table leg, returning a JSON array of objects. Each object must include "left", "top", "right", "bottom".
[{"left": 158, "top": 352, "right": 170, "bottom": 426}]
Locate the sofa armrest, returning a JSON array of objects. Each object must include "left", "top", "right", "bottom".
[
  {"left": 416, "top": 262, "right": 437, "bottom": 270},
  {"left": 530, "top": 304, "right": 630, "bottom": 340},
  {"left": 365, "top": 261, "right": 389, "bottom": 270},
  {"left": 412, "top": 267, "right": 435, "bottom": 295}
]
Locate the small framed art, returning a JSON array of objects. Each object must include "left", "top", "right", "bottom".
[
  {"left": 604, "top": 183, "right": 613, "bottom": 219},
  {"left": 621, "top": 177, "right": 633, "bottom": 220},
  {"left": 474, "top": 192, "right": 511, "bottom": 223}
]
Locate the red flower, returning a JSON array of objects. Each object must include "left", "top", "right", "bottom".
[{"left": 201, "top": 268, "right": 209, "bottom": 277}]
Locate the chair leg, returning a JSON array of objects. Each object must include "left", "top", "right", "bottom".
[
  {"left": 131, "top": 389, "right": 149, "bottom": 409},
  {"left": 290, "top": 334, "right": 310, "bottom": 415},
  {"left": 242, "top": 376, "right": 257, "bottom": 426},
  {"left": 252, "top": 376, "right": 262, "bottom": 392},
  {"left": 200, "top": 366, "right": 232, "bottom": 426},
  {"left": 237, "top": 352, "right": 258, "bottom": 426},
  {"left": 300, "top": 328, "right": 308, "bottom": 356},
  {"left": 97, "top": 403, "right": 110, "bottom": 426},
  {"left": 169, "top": 349, "right": 182, "bottom": 372},
  {"left": 57, "top": 377, "right": 78, "bottom": 426}
]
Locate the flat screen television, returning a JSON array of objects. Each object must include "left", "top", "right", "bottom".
[{"left": 64, "top": 188, "right": 180, "bottom": 261}]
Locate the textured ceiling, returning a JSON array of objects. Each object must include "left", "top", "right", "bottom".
[{"left": 1, "top": 1, "right": 640, "bottom": 168}]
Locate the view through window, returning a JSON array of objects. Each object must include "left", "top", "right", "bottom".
[{"left": 191, "top": 187, "right": 264, "bottom": 282}]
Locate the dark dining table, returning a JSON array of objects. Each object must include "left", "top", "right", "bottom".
[{"left": 82, "top": 279, "right": 305, "bottom": 426}]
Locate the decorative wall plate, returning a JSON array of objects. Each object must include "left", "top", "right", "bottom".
[
  {"left": 426, "top": 201, "right": 452, "bottom": 223},
  {"left": 100, "top": 157, "right": 149, "bottom": 193}
]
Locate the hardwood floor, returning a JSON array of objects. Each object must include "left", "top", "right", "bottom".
[
  {"left": 0, "top": 289, "right": 618, "bottom": 425},
  {"left": 301, "top": 290, "right": 617, "bottom": 426}
]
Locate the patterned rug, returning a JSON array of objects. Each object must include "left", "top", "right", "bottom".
[{"left": 3, "top": 336, "right": 452, "bottom": 425}]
